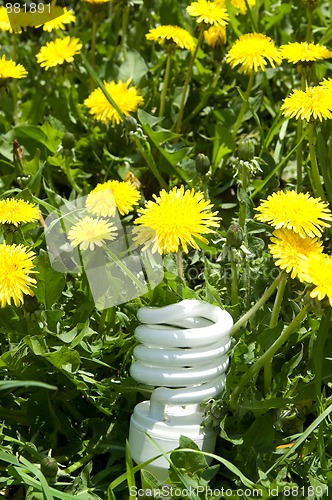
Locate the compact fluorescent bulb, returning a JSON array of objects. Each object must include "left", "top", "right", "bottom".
[{"left": 129, "top": 299, "right": 233, "bottom": 481}]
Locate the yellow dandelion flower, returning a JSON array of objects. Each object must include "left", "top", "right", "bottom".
[
  {"left": 204, "top": 25, "right": 227, "bottom": 48},
  {"left": 217, "top": 0, "right": 256, "bottom": 14},
  {"left": 301, "top": 252, "right": 332, "bottom": 305},
  {"left": 133, "top": 226, "right": 162, "bottom": 253},
  {"left": 86, "top": 180, "right": 140, "bottom": 217},
  {"left": 84, "top": 0, "right": 110, "bottom": 3},
  {"left": 37, "top": 8, "right": 76, "bottom": 32},
  {"left": 226, "top": 33, "right": 282, "bottom": 74},
  {"left": 36, "top": 36, "right": 82, "bottom": 70},
  {"left": 0, "top": 55, "right": 27, "bottom": 80},
  {"left": 0, "top": 243, "right": 37, "bottom": 308},
  {"left": 280, "top": 41, "right": 332, "bottom": 64},
  {"left": 320, "top": 78, "right": 332, "bottom": 89},
  {"left": 269, "top": 228, "right": 323, "bottom": 280},
  {"left": 255, "top": 191, "right": 332, "bottom": 238},
  {"left": 0, "top": 6, "right": 12, "bottom": 32},
  {"left": 68, "top": 216, "right": 118, "bottom": 251},
  {"left": 84, "top": 80, "right": 144, "bottom": 125},
  {"left": 146, "top": 26, "right": 195, "bottom": 52},
  {"left": 280, "top": 86, "right": 332, "bottom": 122},
  {"left": 230, "top": 0, "right": 256, "bottom": 13},
  {"left": 0, "top": 199, "right": 40, "bottom": 226},
  {"left": 133, "top": 185, "right": 221, "bottom": 254},
  {"left": 187, "top": 0, "right": 229, "bottom": 27}
]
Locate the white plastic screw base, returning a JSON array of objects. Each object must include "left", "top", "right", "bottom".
[{"left": 129, "top": 401, "right": 216, "bottom": 482}]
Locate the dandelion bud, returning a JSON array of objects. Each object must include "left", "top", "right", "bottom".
[
  {"left": 62, "top": 132, "right": 75, "bottom": 150},
  {"left": 13, "top": 139, "right": 27, "bottom": 174},
  {"left": 124, "top": 115, "right": 138, "bottom": 133},
  {"left": 195, "top": 153, "right": 210, "bottom": 174},
  {"left": 237, "top": 139, "right": 255, "bottom": 162},
  {"left": 226, "top": 223, "right": 243, "bottom": 249},
  {"left": 41, "top": 456, "right": 58, "bottom": 478},
  {"left": 13, "top": 139, "right": 25, "bottom": 163},
  {"left": 204, "top": 25, "right": 226, "bottom": 48}
]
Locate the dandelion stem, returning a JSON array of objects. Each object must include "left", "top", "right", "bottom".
[
  {"left": 312, "top": 307, "right": 332, "bottom": 406},
  {"left": 296, "top": 121, "right": 303, "bottom": 193},
  {"left": 81, "top": 52, "right": 126, "bottom": 122},
  {"left": 231, "top": 72, "right": 255, "bottom": 139},
  {"left": 12, "top": 33, "right": 18, "bottom": 125},
  {"left": 63, "top": 156, "right": 82, "bottom": 194},
  {"left": 62, "top": 454, "right": 95, "bottom": 474},
  {"left": 4, "top": 230, "right": 13, "bottom": 245},
  {"left": 98, "top": 307, "right": 108, "bottom": 334},
  {"left": 89, "top": 19, "right": 98, "bottom": 92},
  {"left": 305, "top": 6, "right": 313, "bottom": 42},
  {"left": 121, "top": 4, "right": 130, "bottom": 57},
  {"left": 176, "top": 249, "right": 185, "bottom": 282},
  {"left": 296, "top": 70, "right": 306, "bottom": 192},
  {"left": 159, "top": 53, "right": 173, "bottom": 117},
  {"left": 175, "top": 29, "right": 204, "bottom": 134},
  {"left": 230, "top": 302, "right": 310, "bottom": 409},
  {"left": 182, "top": 61, "right": 222, "bottom": 126},
  {"left": 313, "top": 308, "right": 331, "bottom": 468},
  {"left": 99, "top": 306, "right": 116, "bottom": 334},
  {"left": 230, "top": 271, "right": 284, "bottom": 337},
  {"left": 91, "top": 19, "right": 97, "bottom": 69},
  {"left": 263, "top": 272, "right": 288, "bottom": 395},
  {"left": 307, "top": 122, "right": 326, "bottom": 200},
  {"left": 131, "top": 135, "right": 168, "bottom": 189},
  {"left": 230, "top": 248, "right": 239, "bottom": 319}
]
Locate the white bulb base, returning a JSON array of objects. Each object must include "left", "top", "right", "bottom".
[{"left": 129, "top": 401, "right": 216, "bottom": 482}]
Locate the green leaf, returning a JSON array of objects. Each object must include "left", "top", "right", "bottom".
[
  {"left": 137, "top": 110, "right": 192, "bottom": 170},
  {"left": 125, "top": 440, "right": 136, "bottom": 499},
  {"left": 46, "top": 346, "right": 81, "bottom": 374},
  {"left": 317, "top": 130, "right": 332, "bottom": 204},
  {"left": 137, "top": 110, "right": 179, "bottom": 144},
  {"left": 24, "top": 335, "right": 49, "bottom": 356},
  {"left": 118, "top": 51, "right": 149, "bottom": 86},
  {"left": 137, "top": 109, "right": 167, "bottom": 129},
  {"left": 34, "top": 249, "right": 66, "bottom": 309},
  {"left": 225, "top": 0, "right": 243, "bottom": 36},
  {"left": 0, "top": 450, "right": 20, "bottom": 465},
  {"left": 140, "top": 469, "right": 163, "bottom": 491},
  {"left": 170, "top": 436, "right": 208, "bottom": 474},
  {"left": 0, "top": 380, "right": 57, "bottom": 391},
  {"left": 20, "top": 457, "right": 54, "bottom": 500},
  {"left": 240, "top": 397, "right": 294, "bottom": 411},
  {"left": 263, "top": 3, "right": 292, "bottom": 30},
  {"left": 0, "top": 158, "right": 15, "bottom": 174},
  {"left": 27, "top": 390, "right": 61, "bottom": 438},
  {"left": 23, "top": 148, "right": 42, "bottom": 176},
  {"left": 26, "top": 162, "right": 44, "bottom": 196},
  {"left": 14, "top": 124, "right": 61, "bottom": 154},
  {"left": 1, "top": 450, "right": 97, "bottom": 500},
  {"left": 241, "top": 415, "right": 275, "bottom": 453},
  {"left": 212, "top": 124, "right": 234, "bottom": 167}
]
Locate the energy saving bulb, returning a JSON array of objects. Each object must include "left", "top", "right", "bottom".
[{"left": 129, "top": 299, "right": 233, "bottom": 481}]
